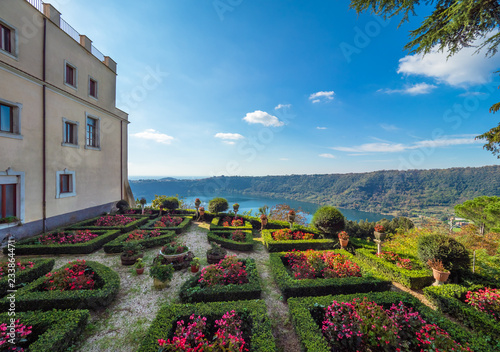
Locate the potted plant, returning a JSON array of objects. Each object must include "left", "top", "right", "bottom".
[
  {"left": 258, "top": 205, "right": 269, "bottom": 230},
  {"left": 233, "top": 203, "right": 240, "bottom": 217},
  {"left": 135, "top": 257, "right": 145, "bottom": 275},
  {"left": 374, "top": 224, "right": 387, "bottom": 241},
  {"left": 206, "top": 242, "right": 227, "bottom": 264},
  {"left": 159, "top": 241, "right": 189, "bottom": 263},
  {"left": 149, "top": 257, "right": 175, "bottom": 290},
  {"left": 190, "top": 257, "right": 200, "bottom": 273},
  {"left": 139, "top": 197, "right": 147, "bottom": 215},
  {"left": 338, "top": 231, "right": 349, "bottom": 248},
  {"left": 197, "top": 206, "right": 206, "bottom": 222},
  {"left": 194, "top": 198, "right": 201, "bottom": 218},
  {"left": 288, "top": 210, "right": 296, "bottom": 228},
  {"left": 120, "top": 242, "right": 143, "bottom": 266},
  {"left": 427, "top": 258, "right": 450, "bottom": 285}
]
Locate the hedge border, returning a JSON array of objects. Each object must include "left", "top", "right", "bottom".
[
  {"left": 355, "top": 248, "right": 433, "bottom": 289},
  {"left": 103, "top": 229, "right": 176, "bottom": 253},
  {"left": 5, "top": 230, "right": 121, "bottom": 255},
  {"left": 137, "top": 300, "right": 276, "bottom": 352},
  {"left": 0, "top": 258, "right": 55, "bottom": 297},
  {"left": 0, "top": 309, "right": 89, "bottom": 352},
  {"left": 0, "top": 260, "right": 120, "bottom": 311},
  {"left": 261, "top": 229, "right": 334, "bottom": 252},
  {"left": 179, "top": 258, "right": 261, "bottom": 303},
  {"left": 270, "top": 250, "right": 391, "bottom": 299},
  {"left": 66, "top": 215, "right": 148, "bottom": 233},
  {"left": 209, "top": 217, "right": 253, "bottom": 231},
  {"left": 288, "top": 291, "right": 486, "bottom": 352},
  {"left": 141, "top": 216, "right": 192, "bottom": 234},
  {"left": 207, "top": 230, "right": 254, "bottom": 251},
  {"left": 424, "top": 284, "right": 500, "bottom": 341}
]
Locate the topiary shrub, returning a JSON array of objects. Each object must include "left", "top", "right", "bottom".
[
  {"left": 311, "top": 206, "right": 345, "bottom": 237},
  {"left": 115, "top": 200, "right": 129, "bottom": 213},
  {"left": 160, "top": 197, "right": 179, "bottom": 212},
  {"left": 208, "top": 197, "right": 229, "bottom": 215},
  {"left": 417, "top": 234, "right": 470, "bottom": 273}
]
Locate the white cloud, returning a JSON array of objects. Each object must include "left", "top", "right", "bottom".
[
  {"left": 319, "top": 153, "right": 336, "bottom": 159},
  {"left": 243, "top": 110, "right": 284, "bottom": 127},
  {"left": 275, "top": 104, "right": 291, "bottom": 110},
  {"left": 279, "top": 158, "right": 289, "bottom": 161},
  {"left": 379, "top": 83, "right": 437, "bottom": 95},
  {"left": 316, "top": 127, "right": 328, "bottom": 130},
  {"left": 222, "top": 141, "right": 236, "bottom": 145},
  {"left": 309, "top": 91, "right": 335, "bottom": 103},
  {"left": 131, "top": 129, "right": 174, "bottom": 144},
  {"left": 214, "top": 133, "right": 245, "bottom": 140},
  {"left": 380, "top": 124, "right": 399, "bottom": 131},
  {"left": 459, "top": 91, "right": 487, "bottom": 97},
  {"left": 397, "top": 37, "right": 500, "bottom": 86},
  {"left": 332, "top": 137, "right": 482, "bottom": 153}
]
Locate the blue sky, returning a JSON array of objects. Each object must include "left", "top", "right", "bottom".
[{"left": 54, "top": 0, "right": 499, "bottom": 176}]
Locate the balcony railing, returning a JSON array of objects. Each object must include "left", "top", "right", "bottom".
[{"left": 24, "top": 0, "right": 106, "bottom": 62}]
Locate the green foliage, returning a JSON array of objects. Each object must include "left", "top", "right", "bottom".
[
  {"left": 355, "top": 248, "right": 433, "bottom": 289},
  {"left": 0, "top": 259, "right": 54, "bottom": 296},
  {"left": 137, "top": 300, "right": 277, "bottom": 352},
  {"left": 7, "top": 230, "right": 121, "bottom": 255},
  {"left": 207, "top": 230, "right": 254, "bottom": 251},
  {"left": 160, "top": 197, "right": 179, "bottom": 211},
  {"left": 208, "top": 197, "right": 229, "bottom": 214},
  {"left": 417, "top": 234, "right": 471, "bottom": 272},
  {"left": 262, "top": 229, "right": 334, "bottom": 252},
  {"left": 103, "top": 230, "right": 175, "bottom": 253},
  {"left": 209, "top": 216, "right": 253, "bottom": 231},
  {"left": 268, "top": 203, "right": 308, "bottom": 226},
  {"left": 270, "top": 250, "right": 391, "bottom": 299},
  {"left": 0, "top": 260, "right": 120, "bottom": 311},
  {"left": 311, "top": 206, "right": 345, "bottom": 236},
  {"left": 116, "top": 199, "right": 129, "bottom": 212},
  {"left": 67, "top": 216, "right": 148, "bottom": 233},
  {"left": 477, "top": 122, "right": 500, "bottom": 159},
  {"left": 455, "top": 196, "right": 500, "bottom": 234},
  {"left": 149, "top": 261, "right": 174, "bottom": 282},
  {"left": 142, "top": 216, "right": 192, "bottom": 234},
  {"left": 179, "top": 259, "right": 261, "bottom": 303},
  {"left": 0, "top": 309, "right": 89, "bottom": 352}
]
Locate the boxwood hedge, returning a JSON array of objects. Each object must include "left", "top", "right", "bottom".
[
  {"left": 261, "top": 229, "right": 334, "bottom": 252},
  {"left": 207, "top": 230, "right": 254, "bottom": 251},
  {"left": 0, "top": 309, "right": 89, "bottom": 352},
  {"left": 424, "top": 283, "right": 500, "bottom": 344},
  {"left": 270, "top": 250, "right": 391, "bottom": 299},
  {"left": 103, "top": 229, "right": 176, "bottom": 253},
  {"left": 66, "top": 215, "right": 148, "bottom": 233},
  {"left": 137, "top": 300, "right": 276, "bottom": 352},
  {"left": 210, "top": 216, "right": 253, "bottom": 231},
  {"left": 288, "top": 291, "right": 488, "bottom": 352},
  {"left": 0, "top": 258, "right": 54, "bottom": 297},
  {"left": 141, "top": 216, "right": 192, "bottom": 234},
  {"left": 179, "top": 258, "right": 261, "bottom": 303},
  {"left": 355, "top": 248, "right": 433, "bottom": 289},
  {"left": 5, "top": 230, "right": 121, "bottom": 255},
  {"left": 0, "top": 260, "right": 119, "bottom": 311}
]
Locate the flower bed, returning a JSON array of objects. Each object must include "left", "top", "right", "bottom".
[
  {"left": 67, "top": 214, "right": 148, "bottom": 233},
  {"left": 179, "top": 257, "right": 261, "bottom": 303},
  {"left": 355, "top": 248, "right": 433, "bottom": 289},
  {"left": 209, "top": 216, "right": 253, "bottom": 231},
  {"left": 123, "top": 207, "right": 157, "bottom": 218},
  {"left": 288, "top": 291, "right": 481, "bottom": 352},
  {"left": 137, "top": 300, "right": 276, "bottom": 352},
  {"left": 0, "top": 259, "right": 54, "bottom": 297},
  {"left": 270, "top": 250, "right": 391, "bottom": 299},
  {"left": 424, "top": 283, "right": 500, "bottom": 340},
  {"left": 261, "top": 229, "right": 334, "bottom": 252},
  {"left": 103, "top": 229, "right": 175, "bottom": 253},
  {"left": 0, "top": 309, "right": 89, "bottom": 352},
  {"left": 207, "top": 230, "right": 254, "bottom": 251},
  {"left": 7, "top": 229, "right": 121, "bottom": 255},
  {"left": 142, "top": 216, "right": 192, "bottom": 234},
  {"left": 0, "top": 260, "right": 120, "bottom": 311}
]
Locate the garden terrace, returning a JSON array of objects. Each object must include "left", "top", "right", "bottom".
[
  {"left": 424, "top": 283, "right": 500, "bottom": 342},
  {"left": 288, "top": 291, "right": 484, "bottom": 352},
  {"left": 137, "top": 300, "right": 277, "bottom": 352},
  {"left": 141, "top": 215, "right": 192, "bottom": 234},
  {"left": 261, "top": 228, "right": 334, "bottom": 252},
  {"left": 355, "top": 247, "right": 434, "bottom": 289},
  {"left": 0, "top": 258, "right": 54, "bottom": 296},
  {"left": 179, "top": 258, "right": 261, "bottom": 303},
  {"left": 209, "top": 216, "right": 253, "bottom": 231},
  {"left": 67, "top": 215, "right": 148, "bottom": 233},
  {"left": 7, "top": 229, "right": 121, "bottom": 255},
  {"left": 103, "top": 229, "right": 176, "bottom": 253},
  {"left": 0, "top": 309, "right": 89, "bottom": 352},
  {"left": 207, "top": 229, "right": 254, "bottom": 251},
  {"left": 270, "top": 250, "right": 391, "bottom": 299},
  {"left": 0, "top": 260, "right": 119, "bottom": 311}
]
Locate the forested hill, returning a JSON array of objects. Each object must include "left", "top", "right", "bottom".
[{"left": 129, "top": 165, "right": 500, "bottom": 214}]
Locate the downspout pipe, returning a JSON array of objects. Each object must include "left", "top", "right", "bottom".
[{"left": 42, "top": 17, "right": 47, "bottom": 232}]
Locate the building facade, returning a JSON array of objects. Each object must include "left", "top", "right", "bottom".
[{"left": 0, "top": 0, "right": 133, "bottom": 239}]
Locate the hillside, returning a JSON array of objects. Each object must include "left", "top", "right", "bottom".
[{"left": 129, "top": 165, "right": 500, "bottom": 215}]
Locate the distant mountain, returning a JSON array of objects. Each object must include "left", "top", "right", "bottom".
[{"left": 129, "top": 165, "right": 500, "bottom": 214}]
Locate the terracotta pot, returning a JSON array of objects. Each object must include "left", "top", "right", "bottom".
[
  {"left": 199, "top": 210, "right": 205, "bottom": 216},
  {"left": 153, "top": 277, "right": 168, "bottom": 290},
  {"left": 191, "top": 265, "right": 199, "bottom": 273},
  {"left": 432, "top": 268, "right": 450, "bottom": 283},
  {"left": 207, "top": 253, "right": 226, "bottom": 264},
  {"left": 339, "top": 239, "right": 349, "bottom": 248},
  {"left": 374, "top": 231, "right": 387, "bottom": 241},
  {"left": 121, "top": 253, "right": 144, "bottom": 266},
  {"left": 136, "top": 267, "right": 144, "bottom": 275}
]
